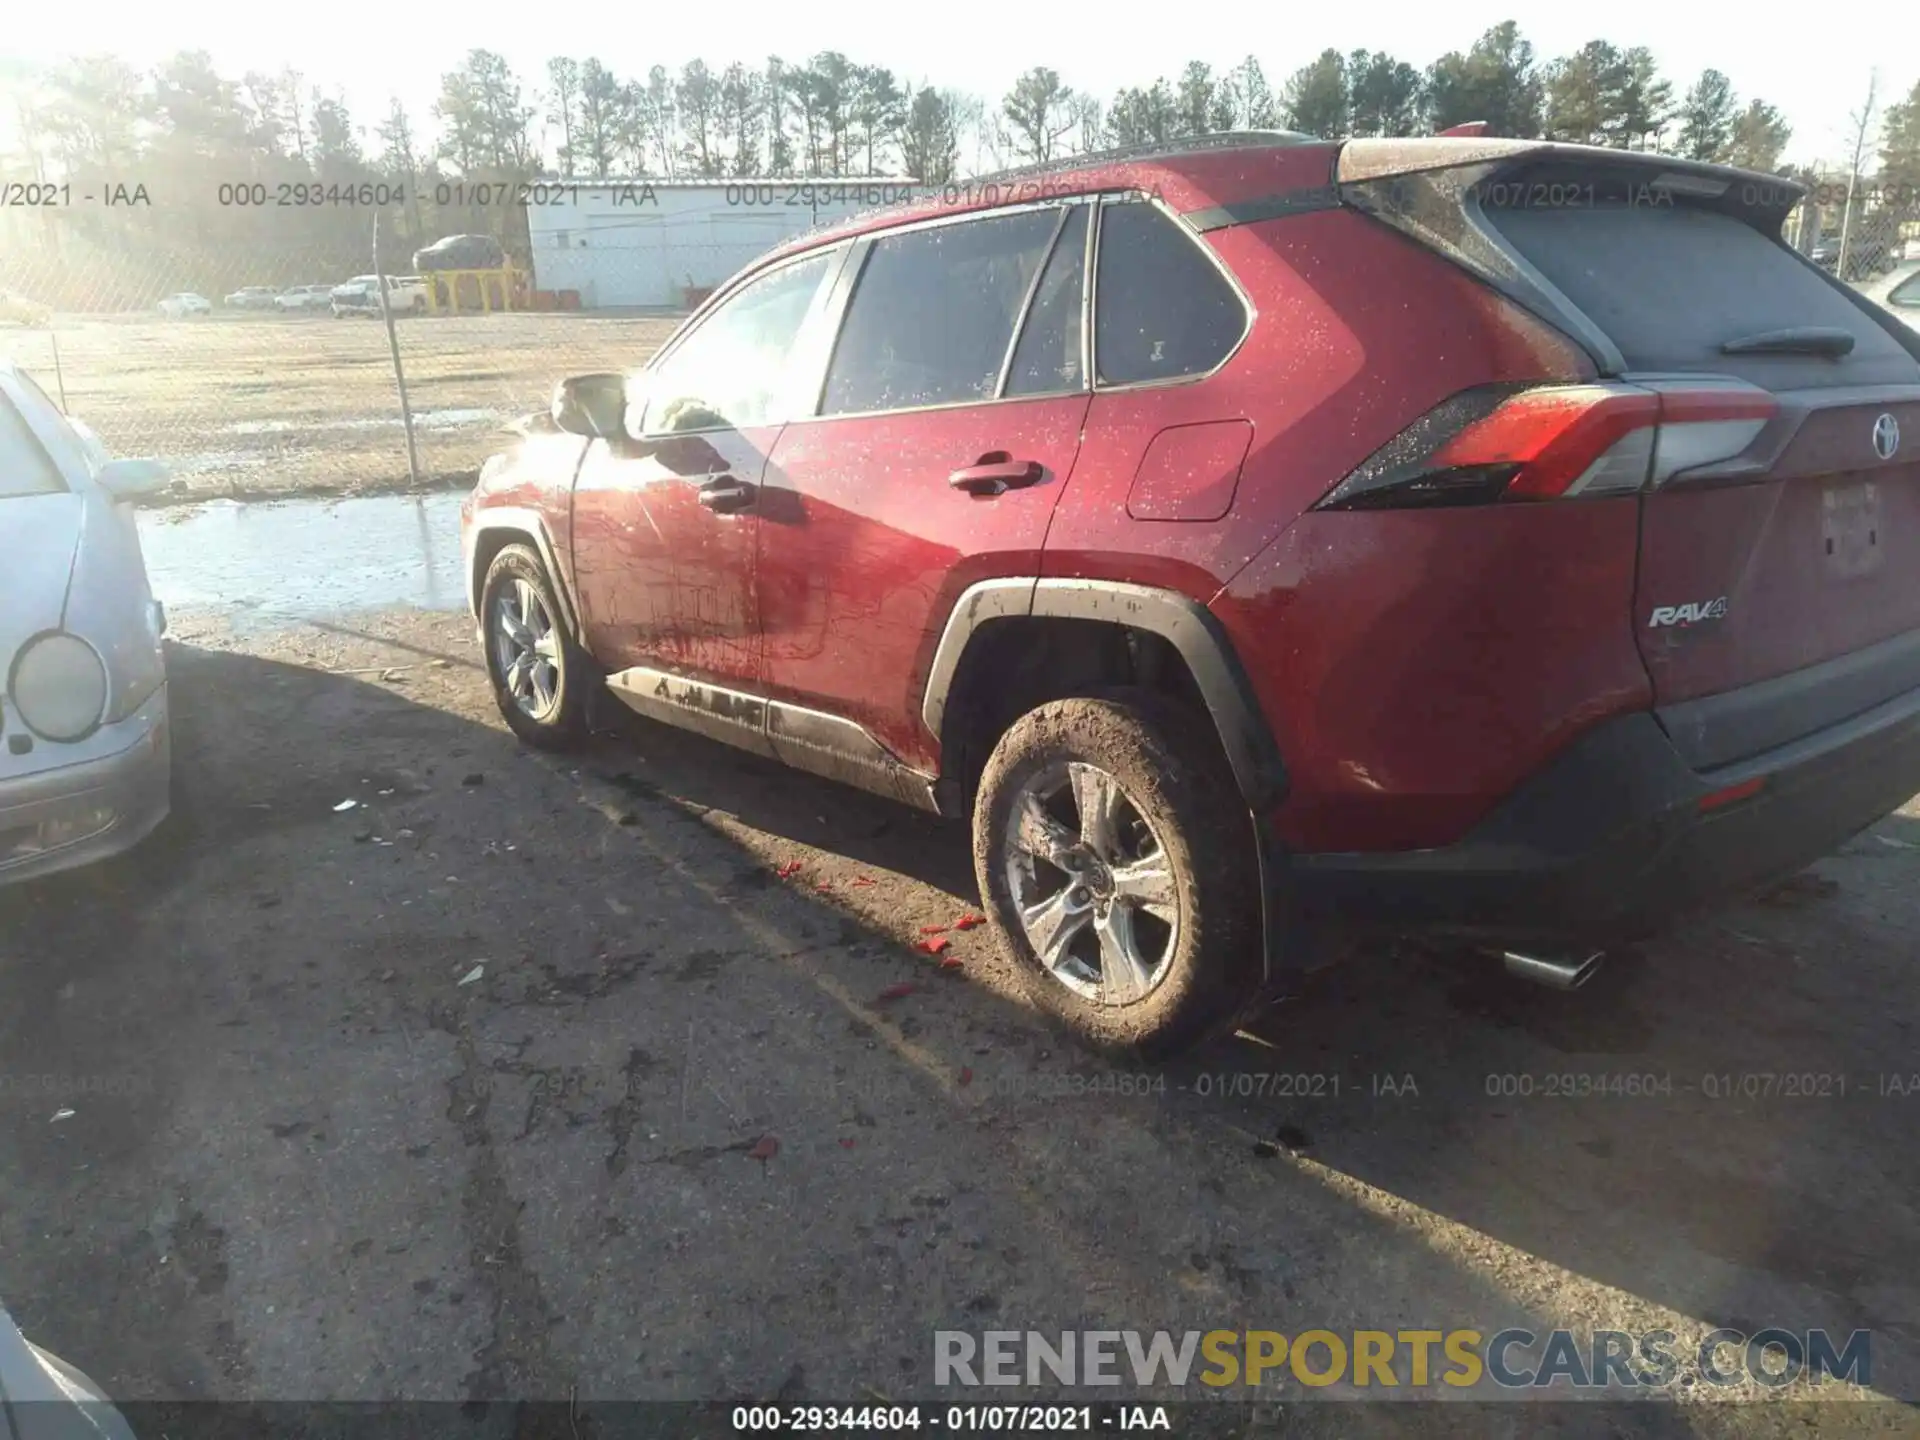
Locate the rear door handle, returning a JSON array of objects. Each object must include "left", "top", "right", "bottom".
[
  {"left": 698, "top": 474, "right": 757, "bottom": 513},
  {"left": 948, "top": 453, "right": 1046, "bottom": 497}
]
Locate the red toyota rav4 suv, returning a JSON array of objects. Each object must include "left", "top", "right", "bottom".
[{"left": 462, "top": 132, "right": 1920, "bottom": 1057}]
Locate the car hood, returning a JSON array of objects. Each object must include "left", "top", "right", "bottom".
[{"left": 0, "top": 493, "right": 83, "bottom": 664}]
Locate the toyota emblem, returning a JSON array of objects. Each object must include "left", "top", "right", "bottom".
[{"left": 1872, "top": 413, "right": 1901, "bottom": 461}]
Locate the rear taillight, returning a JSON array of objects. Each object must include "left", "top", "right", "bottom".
[{"left": 1318, "top": 380, "right": 1779, "bottom": 511}]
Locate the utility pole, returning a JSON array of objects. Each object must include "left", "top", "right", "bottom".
[{"left": 374, "top": 208, "right": 423, "bottom": 488}]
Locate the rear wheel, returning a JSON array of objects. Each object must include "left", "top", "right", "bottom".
[
  {"left": 972, "top": 693, "right": 1262, "bottom": 1059},
  {"left": 480, "top": 544, "right": 592, "bottom": 750}
]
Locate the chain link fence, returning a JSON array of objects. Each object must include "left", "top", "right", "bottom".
[
  {"left": 0, "top": 222, "right": 689, "bottom": 505},
  {"left": 1783, "top": 183, "right": 1920, "bottom": 285},
  {"left": 2, "top": 184, "right": 1917, "bottom": 510}
]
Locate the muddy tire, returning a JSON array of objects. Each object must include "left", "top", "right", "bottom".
[
  {"left": 480, "top": 544, "right": 592, "bottom": 751},
  {"left": 971, "top": 691, "right": 1262, "bottom": 1060}
]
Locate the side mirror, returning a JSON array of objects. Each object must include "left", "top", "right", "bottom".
[
  {"left": 552, "top": 373, "right": 628, "bottom": 439},
  {"left": 95, "top": 458, "right": 170, "bottom": 499}
]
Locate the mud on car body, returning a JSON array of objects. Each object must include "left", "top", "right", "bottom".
[{"left": 463, "top": 132, "right": 1920, "bottom": 1057}]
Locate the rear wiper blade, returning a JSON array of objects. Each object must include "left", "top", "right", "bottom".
[{"left": 1720, "top": 326, "right": 1856, "bottom": 357}]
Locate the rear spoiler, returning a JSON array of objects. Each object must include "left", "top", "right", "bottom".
[
  {"left": 1335, "top": 137, "right": 1805, "bottom": 221},
  {"left": 1331, "top": 140, "right": 1810, "bottom": 376}
]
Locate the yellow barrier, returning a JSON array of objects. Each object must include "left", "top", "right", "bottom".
[{"left": 424, "top": 266, "right": 530, "bottom": 316}]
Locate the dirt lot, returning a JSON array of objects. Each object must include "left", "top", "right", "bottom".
[
  {"left": 5, "top": 311, "right": 681, "bottom": 505},
  {"left": 3, "top": 605, "right": 1920, "bottom": 1433}
]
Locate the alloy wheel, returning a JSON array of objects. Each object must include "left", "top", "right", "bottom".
[
  {"left": 491, "top": 577, "right": 562, "bottom": 722},
  {"left": 1001, "top": 760, "right": 1180, "bottom": 1005}
]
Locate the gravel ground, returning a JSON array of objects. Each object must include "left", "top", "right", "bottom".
[
  {"left": 5, "top": 312, "right": 681, "bottom": 505},
  {"left": 2, "top": 605, "right": 1918, "bottom": 1435}
]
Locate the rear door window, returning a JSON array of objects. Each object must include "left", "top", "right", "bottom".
[
  {"left": 1093, "top": 199, "right": 1247, "bottom": 386},
  {"left": 1491, "top": 201, "right": 1918, "bottom": 389},
  {"left": 821, "top": 208, "right": 1061, "bottom": 416},
  {"left": 1006, "top": 204, "right": 1090, "bottom": 397}
]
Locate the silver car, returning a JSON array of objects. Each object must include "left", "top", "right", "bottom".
[
  {"left": 1859, "top": 261, "right": 1920, "bottom": 336},
  {"left": 1, "top": 361, "right": 171, "bottom": 886},
  {"left": 0, "top": 1299, "right": 134, "bottom": 1439}
]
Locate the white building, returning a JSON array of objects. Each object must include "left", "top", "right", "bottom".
[{"left": 524, "top": 179, "right": 929, "bottom": 309}]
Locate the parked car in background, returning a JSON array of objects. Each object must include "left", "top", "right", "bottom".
[
  {"left": 157, "top": 292, "right": 210, "bottom": 317},
  {"left": 1, "top": 360, "right": 170, "bottom": 887},
  {"left": 414, "top": 233, "right": 505, "bottom": 272},
  {"left": 331, "top": 274, "right": 427, "bottom": 317},
  {"left": 1860, "top": 262, "right": 1920, "bottom": 334},
  {"left": 223, "top": 285, "right": 279, "bottom": 309},
  {"left": 464, "top": 133, "right": 1920, "bottom": 1058},
  {"left": 274, "top": 284, "right": 334, "bottom": 312}
]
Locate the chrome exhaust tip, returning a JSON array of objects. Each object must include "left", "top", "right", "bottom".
[{"left": 1501, "top": 948, "right": 1605, "bottom": 991}]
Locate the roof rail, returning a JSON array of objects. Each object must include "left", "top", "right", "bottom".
[{"left": 961, "top": 130, "right": 1318, "bottom": 189}]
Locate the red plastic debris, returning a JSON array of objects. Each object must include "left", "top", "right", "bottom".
[
  {"left": 851, "top": 876, "right": 877, "bottom": 887},
  {"left": 838, "top": 1137, "right": 857, "bottom": 1149},
  {"left": 876, "top": 982, "right": 918, "bottom": 1001},
  {"left": 914, "top": 936, "right": 952, "bottom": 956},
  {"left": 954, "top": 914, "right": 987, "bottom": 930},
  {"left": 747, "top": 1134, "right": 780, "bottom": 1161},
  {"left": 938, "top": 955, "right": 965, "bottom": 971},
  {"left": 919, "top": 924, "right": 949, "bottom": 935},
  {"left": 775, "top": 861, "right": 803, "bottom": 879},
  {"left": 959, "top": 1067, "right": 974, "bottom": 1087}
]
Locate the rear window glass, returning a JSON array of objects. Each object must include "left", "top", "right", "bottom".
[
  {"left": 1492, "top": 202, "right": 1917, "bottom": 388},
  {"left": 0, "top": 390, "right": 68, "bottom": 498},
  {"left": 1094, "top": 200, "right": 1246, "bottom": 385}
]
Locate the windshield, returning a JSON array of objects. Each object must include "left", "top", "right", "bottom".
[{"left": 0, "top": 387, "right": 68, "bottom": 498}]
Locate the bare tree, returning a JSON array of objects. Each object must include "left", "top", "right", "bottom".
[
  {"left": 1002, "top": 67, "right": 1076, "bottom": 164},
  {"left": 1838, "top": 71, "right": 1880, "bottom": 277},
  {"left": 678, "top": 60, "right": 722, "bottom": 176},
  {"left": 546, "top": 58, "right": 580, "bottom": 175},
  {"left": 575, "top": 60, "right": 622, "bottom": 179}
]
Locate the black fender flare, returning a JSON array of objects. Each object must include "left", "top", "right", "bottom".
[
  {"left": 921, "top": 577, "right": 1288, "bottom": 811},
  {"left": 921, "top": 578, "right": 1297, "bottom": 990}
]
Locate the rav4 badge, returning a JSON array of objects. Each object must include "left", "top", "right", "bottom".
[{"left": 1648, "top": 597, "right": 1729, "bottom": 628}]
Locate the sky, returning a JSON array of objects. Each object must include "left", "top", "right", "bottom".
[{"left": 3, "top": 1, "right": 1914, "bottom": 172}]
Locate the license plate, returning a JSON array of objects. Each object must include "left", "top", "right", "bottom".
[{"left": 1823, "top": 480, "right": 1884, "bottom": 578}]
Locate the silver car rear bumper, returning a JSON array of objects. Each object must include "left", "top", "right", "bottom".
[{"left": 0, "top": 686, "right": 171, "bottom": 886}]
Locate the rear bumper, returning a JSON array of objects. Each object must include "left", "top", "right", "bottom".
[
  {"left": 0, "top": 687, "right": 171, "bottom": 887},
  {"left": 1287, "top": 682, "right": 1920, "bottom": 946}
]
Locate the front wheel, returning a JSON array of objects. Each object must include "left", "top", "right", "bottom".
[
  {"left": 480, "top": 544, "right": 592, "bottom": 750},
  {"left": 972, "top": 693, "right": 1262, "bottom": 1059}
]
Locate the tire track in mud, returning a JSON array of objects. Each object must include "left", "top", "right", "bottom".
[{"left": 432, "top": 1002, "right": 574, "bottom": 1413}]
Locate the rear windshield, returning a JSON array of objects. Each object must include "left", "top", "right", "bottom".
[{"left": 1491, "top": 202, "right": 1919, "bottom": 389}]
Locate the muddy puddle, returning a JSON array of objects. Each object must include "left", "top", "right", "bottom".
[{"left": 138, "top": 491, "right": 467, "bottom": 629}]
